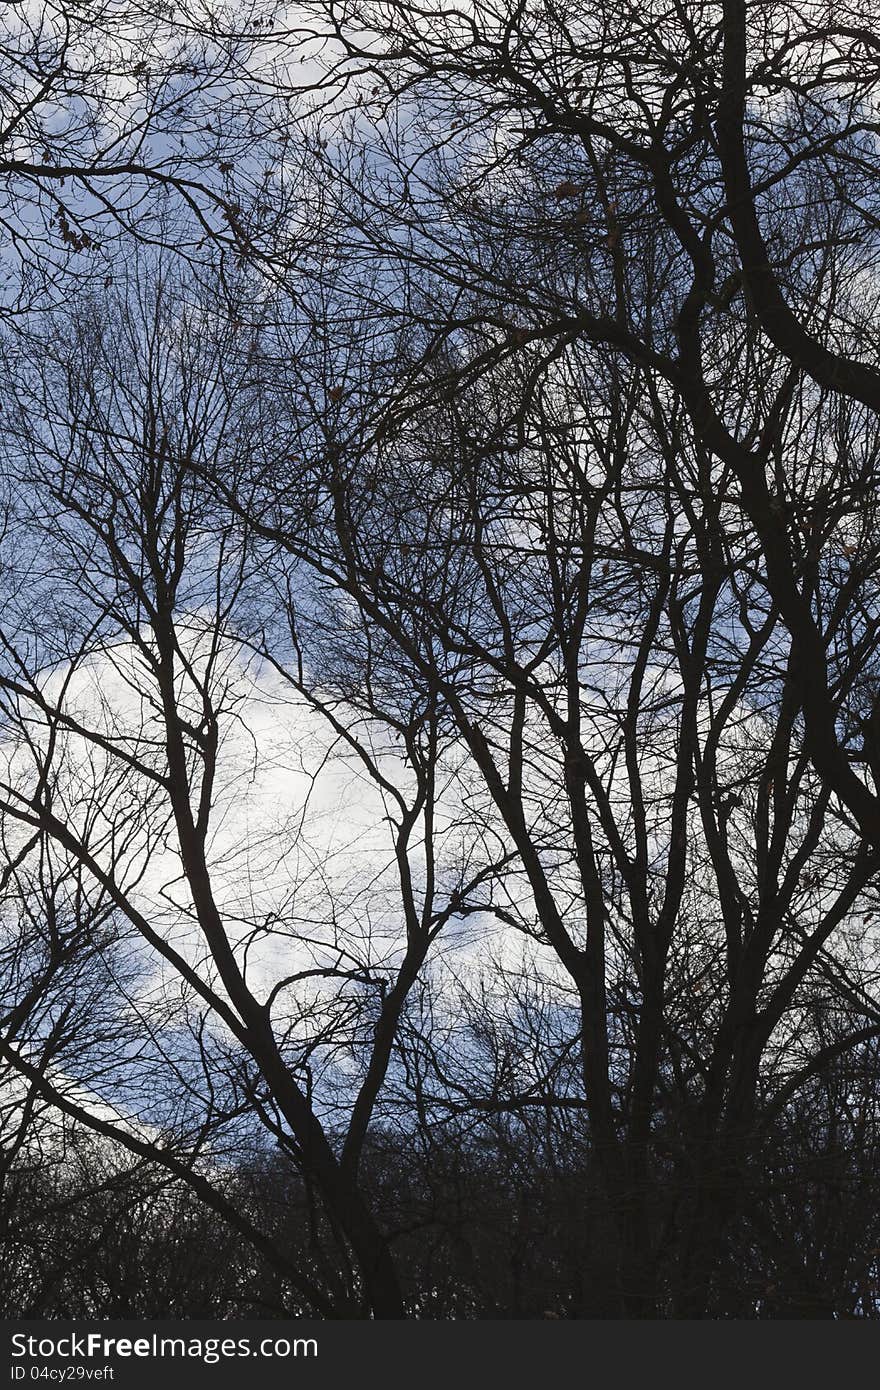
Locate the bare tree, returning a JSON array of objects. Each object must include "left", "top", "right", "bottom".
[
  {"left": 0, "top": 263, "right": 515, "bottom": 1315},
  {"left": 2, "top": 0, "right": 880, "bottom": 1319},
  {"left": 191, "top": 288, "right": 873, "bottom": 1311}
]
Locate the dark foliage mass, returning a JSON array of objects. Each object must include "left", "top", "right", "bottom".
[{"left": 2, "top": 0, "right": 880, "bottom": 1318}]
